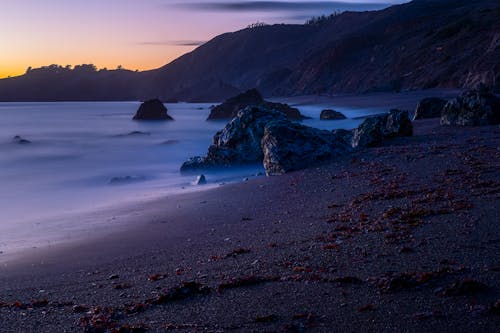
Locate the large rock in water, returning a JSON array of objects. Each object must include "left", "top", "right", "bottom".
[
  {"left": 262, "top": 121, "right": 351, "bottom": 175},
  {"left": 182, "top": 106, "right": 412, "bottom": 175},
  {"left": 182, "top": 105, "right": 349, "bottom": 175},
  {"left": 207, "top": 89, "right": 305, "bottom": 120},
  {"left": 440, "top": 87, "right": 500, "bottom": 126},
  {"left": 352, "top": 109, "right": 413, "bottom": 148},
  {"left": 320, "top": 109, "right": 347, "bottom": 120},
  {"left": 133, "top": 99, "right": 173, "bottom": 120},
  {"left": 413, "top": 97, "right": 447, "bottom": 120},
  {"left": 181, "top": 106, "right": 286, "bottom": 172}
]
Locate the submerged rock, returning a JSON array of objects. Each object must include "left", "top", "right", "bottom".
[
  {"left": 441, "top": 87, "right": 500, "bottom": 126},
  {"left": 12, "top": 135, "right": 31, "bottom": 144},
  {"left": 207, "top": 89, "right": 306, "bottom": 120},
  {"left": 320, "top": 109, "right": 347, "bottom": 120},
  {"left": 262, "top": 120, "right": 351, "bottom": 175},
  {"left": 109, "top": 176, "right": 146, "bottom": 185},
  {"left": 413, "top": 97, "right": 447, "bottom": 120},
  {"left": 133, "top": 99, "right": 173, "bottom": 120},
  {"left": 114, "top": 131, "right": 151, "bottom": 137}
]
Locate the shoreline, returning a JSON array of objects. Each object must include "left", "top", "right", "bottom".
[
  {"left": 0, "top": 118, "right": 498, "bottom": 331},
  {"left": 0, "top": 90, "right": 450, "bottom": 262}
]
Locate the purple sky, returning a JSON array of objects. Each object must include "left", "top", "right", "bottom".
[{"left": 0, "top": 0, "right": 408, "bottom": 78}]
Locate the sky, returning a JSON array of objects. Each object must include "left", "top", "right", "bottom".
[{"left": 0, "top": 0, "right": 408, "bottom": 78}]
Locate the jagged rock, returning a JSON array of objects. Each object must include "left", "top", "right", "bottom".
[
  {"left": 332, "top": 129, "right": 354, "bottom": 146},
  {"left": 384, "top": 109, "right": 413, "bottom": 137},
  {"left": 352, "top": 109, "right": 413, "bottom": 148},
  {"left": 207, "top": 89, "right": 306, "bottom": 120},
  {"left": 413, "top": 97, "right": 447, "bottom": 120},
  {"left": 181, "top": 106, "right": 286, "bottom": 172},
  {"left": 262, "top": 101, "right": 305, "bottom": 120},
  {"left": 352, "top": 116, "right": 384, "bottom": 148},
  {"left": 183, "top": 106, "right": 412, "bottom": 176},
  {"left": 195, "top": 175, "right": 207, "bottom": 185},
  {"left": 133, "top": 99, "right": 173, "bottom": 120},
  {"left": 441, "top": 87, "right": 500, "bottom": 126},
  {"left": 320, "top": 109, "right": 347, "bottom": 120},
  {"left": 12, "top": 135, "right": 31, "bottom": 144},
  {"left": 207, "top": 89, "right": 264, "bottom": 120},
  {"left": 262, "top": 120, "right": 351, "bottom": 175},
  {"left": 181, "top": 156, "right": 207, "bottom": 172}
]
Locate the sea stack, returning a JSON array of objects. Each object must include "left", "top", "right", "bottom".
[
  {"left": 133, "top": 99, "right": 173, "bottom": 120},
  {"left": 320, "top": 109, "right": 347, "bottom": 120}
]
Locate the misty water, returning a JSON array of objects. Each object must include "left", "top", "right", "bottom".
[{"left": 0, "top": 102, "right": 384, "bottom": 254}]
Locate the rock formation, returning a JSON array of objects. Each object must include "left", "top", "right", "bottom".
[
  {"left": 262, "top": 120, "right": 351, "bottom": 175},
  {"left": 320, "top": 109, "right": 347, "bottom": 120},
  {"left": 133, "top": 99, "right": 173, "bottom": 120},
  {"left": 413, "top": 97, "right": 447, "bottom": 120},
  {"left": 207, "top": 89, "right": 306, "bottom": 120},
  {"left": 183, "top": 107, "right": 413, "bottom": 175},
  {"left": 441, "top": 87, "right": 500, "bottom": 126},
  {"left": 182, "top": 106, "right": 286, "bottom": 172},
  {"left": 352, "top": 109, "right": 412, "bottom": 148}
]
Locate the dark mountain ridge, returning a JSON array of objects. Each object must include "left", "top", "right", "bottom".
[{"left": 0, "top": 0, "right": 498, "bottom": 102}]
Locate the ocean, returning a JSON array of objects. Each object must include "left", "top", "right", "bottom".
[{"left": 0, "top": 101, "right": 383, "bottom": 254}]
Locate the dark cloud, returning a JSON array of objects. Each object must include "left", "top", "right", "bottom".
[
  {"left": 139, "top": 40, "right": 206, "bottom": 46},
  {"left": 173, "top": 1, "right": 393, "bottom": 12}
]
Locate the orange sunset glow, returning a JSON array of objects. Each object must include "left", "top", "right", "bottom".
[{"left": 0, "top": 0, "right": 404, "bottom": 78}]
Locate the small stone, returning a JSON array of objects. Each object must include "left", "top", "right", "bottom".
[{"left": 195, "top": 174, "right": 207, "bottom": 185}]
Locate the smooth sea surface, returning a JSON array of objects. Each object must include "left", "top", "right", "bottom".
[{"left": 0, "top": 101, "right": 384, "bottom": 254}]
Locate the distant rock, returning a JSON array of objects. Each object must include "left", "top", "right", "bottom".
[
  {"left": 114, "top": 131, "right": 151, "bottom": 137},
  {"left": 127, "top": 131, "right": 150, "bottom": 136},
  {"left": 195, "top": 175, "right": 207, "bottom": 185},
  {"left": 109, "top": 176, "right": 145, "bottom": 185},
  {"left": 413, "top": 97, "right": 447, "bottom": 120},
  {"left": 181, "top": 106, "right": 286, "bottom": 172},
  {"left": 352, "top": 109, "right": 413, "bottom": 148},
  {"left": 133, "top": 99, "right": 173, "bottom": 120},
  {"left": 441, "top": 87, "right": 500, "bottom": 126},
  {"left": 160, "top": 139, "right": 180, "bottom": 145},
  {"left": 207, "top": 89, "right": 306, "bottom": 120},
  {"left": 12, "top": 135, "right": 31, "bottom": 144},
  {"left": 320, "top": 109, "right": 347, "bottom": 120},
  {"left": 261, "top": 101, "right": 306, "bottom": 120},
  {"left": 207, "top": 89, "right": 263, "bottom": 120},
  {"left": 262, "top": 120, "right": 351, "bottom": 175}
]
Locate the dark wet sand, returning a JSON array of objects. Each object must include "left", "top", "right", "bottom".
[{"left": 0, "top": 116, "right": 499, "bottom": 332}]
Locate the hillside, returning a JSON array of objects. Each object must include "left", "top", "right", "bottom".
[{"left": 0, "top": 0, "right": 498, "bottom": 102}]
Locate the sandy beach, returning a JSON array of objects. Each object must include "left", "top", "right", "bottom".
[{"left": 0, "top": 104, "right": 499, "bottom": 331}]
